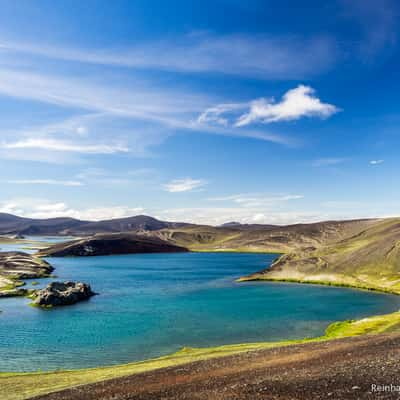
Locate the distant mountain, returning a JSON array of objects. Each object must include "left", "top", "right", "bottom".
[
  {"left": 0, "top": 213, "right": 85, "bottom": 235},
  {"left": 219, "top": 221, "right": 277, "bottom": 230},
  {"left": 219, "top": 221, "right": 242, "bottom": 227},
  {"left": 0, "top": 213, "right": 188, "bottom": 236},
  {"left": 70, "top": 215, "right": 188, "bottom": 235}
]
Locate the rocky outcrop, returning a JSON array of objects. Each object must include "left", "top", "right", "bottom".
[
  {"left": 0, "top": 252, "right": 55, "bottom": 297},
  {"left": 0, "top": 251, "right": 54, "bottom": 279},
  {"left": 0, "top": 288, "right": 28, "bottom": 298},
  {"left": 33, "top": 281, "right": 96, "bottom": 307}
]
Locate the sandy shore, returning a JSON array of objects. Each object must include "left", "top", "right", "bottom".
[{"left": 32, "top": 332, "right": 400, "bottom": 400}]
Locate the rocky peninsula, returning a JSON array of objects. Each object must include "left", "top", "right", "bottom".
[
  {"left": 38, "top": 233, "right": 188, "bottom": 257},
  {"left": 0, "top": 252, "right": 54, "bottom": 297}
]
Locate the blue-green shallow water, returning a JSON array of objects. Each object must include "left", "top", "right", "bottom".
[{"left": 1, "top": 251, "right": 400, "bottom": 372}]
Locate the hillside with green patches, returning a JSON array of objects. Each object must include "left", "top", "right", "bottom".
[
  {"left": 156, "top": 218, "right": 378, "bottom": 253},
  {"left": 239, "top": 218, "right": 400, "bottom": 294}
]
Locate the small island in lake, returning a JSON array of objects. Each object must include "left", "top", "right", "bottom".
[{"left": 32, "top": 281, "right": 96, "bottom": 307}]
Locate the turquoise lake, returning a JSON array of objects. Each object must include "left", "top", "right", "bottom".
[{"left": 1, "top": 246, "right": 400, "bottom": 372}]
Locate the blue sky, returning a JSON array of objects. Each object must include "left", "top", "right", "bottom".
[{"left": 0, "top": 0, "right": 398, "bottom": 224}]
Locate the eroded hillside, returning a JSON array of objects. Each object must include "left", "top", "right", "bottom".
[{"left": 239, "top": 218, "right": 400, "bottom": 294}]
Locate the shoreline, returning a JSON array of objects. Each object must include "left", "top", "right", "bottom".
[
  {"left": 237, "top": 274, "right": 400, "bottom": 296},
  {"left": 2, "top": 310, "right": 400, "bottom": 399}
]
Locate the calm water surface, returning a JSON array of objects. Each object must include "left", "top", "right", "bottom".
[{"left": 1, "top": 242, "right": 400, "bottom": 372}]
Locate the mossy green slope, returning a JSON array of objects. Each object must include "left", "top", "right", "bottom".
[{"left": 239, "top": 218, "right": 400, "bottom": 294}]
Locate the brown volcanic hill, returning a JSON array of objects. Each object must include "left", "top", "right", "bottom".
[
  {"left": 218, "top": 221, "right": 277, "bottom": 230},
  {"left": 38, "top": 233, "right": 188, "bottom": 257},
  {"left": 0, "top": 213, "right": 85, "bottom": 235},
  {"left": 239, "top": 218, "right": 400, "bottom": 294},
  {"left": 0, "top": 213, "right": 189, "bottom": 236},
  {"left": 70, "top": 215, "right": 189, "bottom": 235},
  {"left": 155, "top": 218, "right": 379, "bottom": 253}
]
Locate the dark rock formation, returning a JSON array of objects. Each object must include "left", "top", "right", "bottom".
[
  {"left": 38, "top": 233, "right": 188, "bottom": 257},
  {"left": 33, "top": 281, "right": 96, "bottom": 307}
]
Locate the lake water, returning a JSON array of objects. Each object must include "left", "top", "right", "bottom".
[{"left": 1, "top": 246, "right": 400, "bottom": 372}]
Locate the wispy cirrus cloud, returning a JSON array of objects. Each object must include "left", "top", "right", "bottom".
[
  {"left": 0, "top": 113, "right": 172, "bottom": 162},
  {"left": 0, "top": 33, "right": 333, "bottom": 162},
  {"left": 0, "top": 68, "right": 206, "bottom": 125},
  {"left": 197, "top": 103, "right": 244, "bottom": 126},
  {"left": 1, "top": 138, "right": 129, "bottom": 154},
  {"left": 197, "top": 85, "right": 339, "bottom": 128},
  {"left": 163, "top": 178, "right": 208, "bottom": 193},
  {"left": 0, "top": 32, "right": 337, "bottom": 79},
  {"left": 5, "top": 179, "right": 84, "bottom": 186},
  {"left": 0, "top": 68, "right": 295, "bottom": 159}
]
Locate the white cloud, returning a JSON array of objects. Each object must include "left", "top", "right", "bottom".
[
  {"left": 197, "top": 85, "right": 339, "bottom": 129},
  {"left": 1, "top": 138, "right": 129, "bottom": 154},
  {"left": 163, "top": 178, "right": 207, "bottom": 193},
  {"left": 5, "top": 179, "right": 83, "bottom": 186},
  {"left": 0, "top": 197, "right": 396, "bottom": 227},
  {"left": 369, "top": 159, "right": 384, "bottom": 165},
  {"left": 0, "top": 198, "right": 144, "bottom": 221},
  {"left": 235, "top": 85, "right": 339, "bottom": 126},
  {"left": 72, "top": 206, "right": 145, "bottom": 221},
  {"left": 158, "top": 207, "right": 331, "bottom": 226},
  {"left": 0, "top": 197, "right": 316, "bottom": 225}
]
